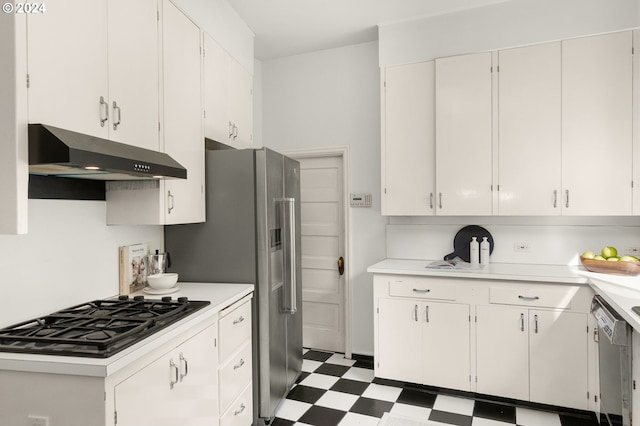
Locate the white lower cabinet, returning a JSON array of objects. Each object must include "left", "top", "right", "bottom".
[
  {"left": 476, "top": 305, "right": 589, "bottom": 409},
  {"left": 377, "top": 298, "right": 470, "bottom": 390},
  {"left": 114, "top": 324, "right": 219, "bottom": 426},
  {"left": 374, "top": 274, "right": 595, "bottom": 412}
]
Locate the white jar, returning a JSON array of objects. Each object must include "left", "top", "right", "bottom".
[
  {"left": 470, "top": 236, "right": 479, "bottom": 265},
  {"left": 480, "top": 237, "right": 490, "bottom": 265}
]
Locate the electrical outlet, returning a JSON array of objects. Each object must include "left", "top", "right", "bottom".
[
  {"left": 514, "top": 242, "right": 530, "bottom": 253},
  {"left": 28, "top": 415, "right": 49, "bottom": 426},
  {"left": 625, "top": 247, "right": 640, "bottom": 255}
]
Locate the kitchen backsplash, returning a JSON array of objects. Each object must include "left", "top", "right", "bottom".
[
  {"left": 0, "top": 199, "right": 162, "bottom": 328},
  {"left": 387, "top": 216, "right": 640, "bottom": 266}
]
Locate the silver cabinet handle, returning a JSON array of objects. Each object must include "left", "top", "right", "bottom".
[
  {"left": 534, "top": 314, "right": 539, "bottom": 334},
  {"left": 439, "top": 193, "right": 443, "bottom": 209},
  {"left": 234, "top": 403, "right": 246, "bottom": 416},
  {"left": 170, "top": 359, "right": 179, "bottom": 389},
  {"left": 429, "top": 192, "right": 434, "bottom": 209},
  {"left": 233, "top": 358, "right": 245, "bottom": 370},
  {"left": 520, "top": 313, "right": 525, "bottom": 332},
  {"left": 414, "top": 304, "right": 418, "bottom": 322},
  {"left": 233, "top": 124, "right": 238, "bottom": 140},
  {"left": 518, "top": 295, "right": 539, "bottom": 301},
  {"left": 280, "top": 198, "right": 297, "bottom": 314},
  {"left": 112, "top": 101, "right": 122, "bottom": 130},
  {"left": 167, "top": 190, "right": 175, "bottom": 214},
  {"left": 425, "top": 305, "right": 430, "bottom": 323},
  {"left": 233, "top": 315, "right": 245, "bottom": 325},
  {"left": 412, "top": 288, "right": 431, "bottom": 293},
  {"left": 565, "top": 189, "right": 569, "bottom": 208},
  {"left": 99, "top": 96, "right": 109, "bottom": 127},
  {"left": 179, "top": 353, "right": 188, "bottom": 381},
  {"left": 229, "top": 121, "right": 234, "bottom": 138},
  {"left": 553, "top": 190, "right": 557, "bottom": 208}
]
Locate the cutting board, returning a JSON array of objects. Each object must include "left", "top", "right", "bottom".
[{"left": 444, "top": 225, "right": 494, "bottom": 263}]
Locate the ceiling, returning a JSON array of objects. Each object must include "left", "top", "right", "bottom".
[{"left": 227, "top": 0, "right": 511, "bottom": 61}]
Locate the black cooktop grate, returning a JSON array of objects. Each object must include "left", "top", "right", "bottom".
[{"left": 0, "top": 297, "right": 210, "bottom": 358}]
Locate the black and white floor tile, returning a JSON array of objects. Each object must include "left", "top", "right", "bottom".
[{"left": 272, "top": 349, "right": 600, "bottom": 426}]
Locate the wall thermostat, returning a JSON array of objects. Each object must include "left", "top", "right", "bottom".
[{"left": 350, "top": 193, "right": 372, "bottom": 207}]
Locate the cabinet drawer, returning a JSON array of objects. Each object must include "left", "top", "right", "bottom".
[
  {"left": 221, "top": 382, "right": 253, "bottom": 426},
  {"left": 489, "top": 286, "right": 577, "bottom": 309},
  {"left": 219, "top": 299, "right": 252, "bottom": 362},
  {"left": 389, "top": 279, "right": 456, "bottom": 301},
  {"left": 219, "top": 341, "right": 252, "bottom": 413}
]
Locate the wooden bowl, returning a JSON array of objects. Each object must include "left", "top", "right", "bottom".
[{"left": 580, "top": 257, "right": 640, "bottom": 276}]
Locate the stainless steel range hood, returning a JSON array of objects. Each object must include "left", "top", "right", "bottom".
[{"left": 28, "top": 124, "right": 187, "bottom": 180}]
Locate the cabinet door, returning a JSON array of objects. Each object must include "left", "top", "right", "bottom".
[
  {"left": 422, "top": 302, "right": 470, "bottom": 391},
  {"left": 203, "top": 33, "right": 231, "bottom": 145},
  {"left": 562, "top": 31, "right": 633, "bottom": 215},
  {"left": 497, "top": 42, "right": 561, "bottom": 215},
  {"left": 162, "top": 0, "right": 205, "bottom": 224},
  {"left": 476, "top": 304, "right": 529, "bottom": 401},
  {"left": 107, "top": 0, "right": 160, "bottom": 150},
  {"left": 633, "top": 30, "right": 640, "bottom": 215},
  {"left": 229, "top": 58, "right": 253, "bottom": 148},
  {"left": 435, "top": 52, "right": 492, "bottom": 215},
  {"left": 27, "top": 0, "right": 109, "bottom": 138},
  {"left": 529, "top": 310, "right": 588, "bottom": 410},
  {"left": 382, "top": 62, "right": 435, "bottom": 216},
  {"left": 376, "top": 298, "right": 422, "bottom": 382},
  {"left": 114, "top": 324, "right": 218, "bottom": 426}
]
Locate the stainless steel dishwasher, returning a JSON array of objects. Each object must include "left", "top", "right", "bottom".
[{"left": 591, "top": 295, "right": 632, "bottom": 426}]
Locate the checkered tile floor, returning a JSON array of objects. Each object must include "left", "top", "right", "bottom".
[{"left": 271, "top": 349, "right": 599, "bottom": 426}]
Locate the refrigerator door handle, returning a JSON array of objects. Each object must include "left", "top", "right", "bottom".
[{"left": 280, "top": 197, "right": 297, "bottom": 314}]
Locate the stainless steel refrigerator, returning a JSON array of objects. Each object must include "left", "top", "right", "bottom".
[{"left": 164, "top": 147, "right": 303, "bottom": 424}]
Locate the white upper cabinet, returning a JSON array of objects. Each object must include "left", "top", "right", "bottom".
[
  {"left": 633, "top": 30, "right": 640, "bottom": 215},
  {"left": 497, "top": 42, "right": 562, "bottom": 215},
  {"left": 27, "top": 0, "right": 160, "bottom": 149},
  {"left": 203, "top": 33, "right": 253, "bottom": 149},
  {"left": 106, "top": 0, "right": 204, "bottom": 225},
  {"left": 27, "top": 0, "right": 109, "bottom": 139},
  {"left": 561, "top": 31, "right": 633, "bottom": 215},
  {"left": 381, "top": 61, "right": 435, "bottom": 216},
  {"left": 435, "top": 52, "right": 493, "bottom": 215},
  {"left": 161, "top": 0, "right": 205, "bottom": 224}
]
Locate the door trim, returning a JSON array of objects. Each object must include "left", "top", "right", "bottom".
[{"left": 279, "top": 146, "right": 352, "bottom": 358}]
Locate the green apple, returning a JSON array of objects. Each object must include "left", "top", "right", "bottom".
[
  {"left": 581, "top": 251, "right": 595, "bottom": 259},
  {"left": 607, "top": 257, "right": 620, "bottom": 261},
  {"left": 601, "top": 246, "right": 618, "bottom": 259},
  {"left": 620, "top": 255, "right": 639, "bottom": 262},
  {"left": 594, "top": 255, "right": 606, "bottom": 261}
]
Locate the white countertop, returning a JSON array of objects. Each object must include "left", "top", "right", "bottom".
[
  {"left": 0, "top": 282, "right": 253, "bottom": 377},
  {"left": 368, "top": 258, "right": 640, "bottom": 332}
]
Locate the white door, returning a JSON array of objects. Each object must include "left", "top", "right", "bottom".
[
  {"left": 298, "top": 155, "right": 345, "bottom": 352},
  {"left": 561, "top": 31, "right": 633, "bottom": 215},
  {"left": 497, "top": 42, "right": 562, "bottom": 215},
  {"left": 435, "top": 52, "right": 493, "bottom": 215},
  {"left": 529, "top": 310, "right": 589, "bottom": 410},
  {"left": 382, "top": 61, "right": 435, "bottom": 215},
  {"left": 476, "top": 304, "right": 529, "bottom": 401},
  {"left": 376, "top": 298, "right": 422, "bottom": 382}
]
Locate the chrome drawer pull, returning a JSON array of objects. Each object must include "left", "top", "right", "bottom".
[
  {"left": 233, "top": 358, "right": 245, "bottom": 370},
  {"left": 412, "top": 288, "right": 431, "bottom": 293},
  {"left": 520, "top": 313, "right": 525, "bottom": 332},
  {"left": 169, "top": 359, "right": 179, "bottom": 389},
  {"left": 179, "top": 353, "right": 188, "bottom": 381},
  {"left": 518, "top": 295, "right": 540, "bottom": 301},
  {"left": 414, "top": 304, "right": 418, "bottom": 322},
  {"left": 233, "top": 316, "right": 245, "bottom": 325},
  {"left": 234, "top": 403, "right": 246, "bottom": 416}
]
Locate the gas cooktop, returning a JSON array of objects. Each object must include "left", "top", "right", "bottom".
[{"left": 0, "top": 296, "right": 210, "bottom": 358}]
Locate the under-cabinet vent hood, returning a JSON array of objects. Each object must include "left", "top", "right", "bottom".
[{"left": 28, "top": 124, "right": 187, "bottom": 180}]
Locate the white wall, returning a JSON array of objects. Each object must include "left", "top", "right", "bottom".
[
  {"left": 260, "top": 41, "right": 386, "bottom": 356},
  {"left": 379, "top": 0, "right": 640, "bottom": 67},
  {"left": 0, "top": 200, "right": 162, "bottom": 328}
]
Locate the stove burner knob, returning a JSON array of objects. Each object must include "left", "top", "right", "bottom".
[
  {"left": 133, "top": 296, "right": 145, "bottom": 301},
  {"left": 177, "top": 297, "right": 188, "bottom": 304},
  {"left": 118, "top": 295, "right": 129, "bottom": 300},
  {"left": 161, "top": 296, "right": 172, "bottom": 302}
]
